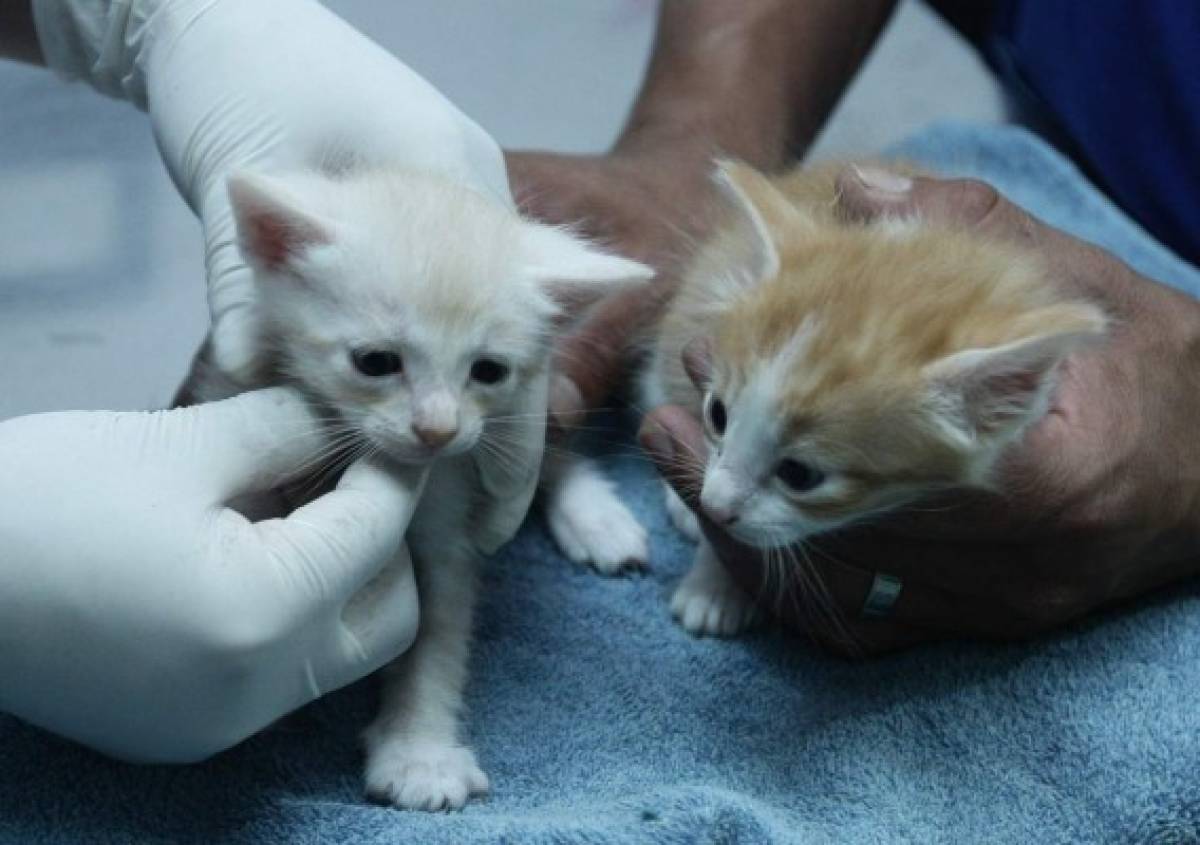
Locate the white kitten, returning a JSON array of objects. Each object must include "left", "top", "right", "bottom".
[{"left": 201, "top": 167, "right": 650, "bottom": 810}]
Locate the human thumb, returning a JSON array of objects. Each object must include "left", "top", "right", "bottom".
[
  {"left": 258, "top": 458, "right": 428, "bottom": 605},
  {"left": 835, "top": 166, "right": 1036, "bottom": 242}
]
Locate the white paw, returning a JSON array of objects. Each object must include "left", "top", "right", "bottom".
[
  {"left": 663, "top": 481, "right": 702, "bottom": 542},
  {"left": 364, "top": 740, "right": 489, "bottom": 812},
  {"left": 547, "top": 460, "right": 648, "bottom": 575},
  {"left": 670, "top": 562, "right": 758, "bottom": 637}
]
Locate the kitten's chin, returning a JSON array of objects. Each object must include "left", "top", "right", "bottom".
[
  {"left": 370, "top": 436, "right": 479, "bottom": 466},
  {"left": 377, "top": 450, "right": 442, "bottom": 467}
]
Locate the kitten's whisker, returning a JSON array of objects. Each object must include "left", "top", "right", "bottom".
[
  {"left": 794, "top": 542, "right": 858, "bottom": 653},
  {"left": 791, "top": 541, "right": 861, "bottom": 655},
  {"left": 285, "top": 432, "right": 366, "bottom": 476},
  {"left": 475, "top": 437, "right": 529, "bottom": 479},
  {"left": 288, "top": 433, "right": 371, "bottom": 502},
  {"left": 480, "top": 430, "right": 589, "bottom": 456},
  {"left": 306, "top": 441, "right": 373, "bottom": 498}
]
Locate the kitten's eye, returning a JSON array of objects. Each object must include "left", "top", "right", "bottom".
[
  {"left": 470, "top": 359, "right": 510, "bottom": 385},
  {"left": 776, "top": 459, "right": 825, "bottom": 493},
  {"left": 707, "top": 396, "right": 728, "bottom": 435},
  {"left": 351, "top": 349, "right": 403, "bottom": 377}
]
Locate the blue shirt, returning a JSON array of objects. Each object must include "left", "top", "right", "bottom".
[{"left": 948, "top": 1, "right": 1200, "bottom": 267}]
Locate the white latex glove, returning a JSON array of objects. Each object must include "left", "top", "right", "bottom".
[
  {"left": 32, "top": 0, "right": 513, "bottom": 386},
  {"left": 32, "top": 0, "right": 541, "bottom": 558},
  {"left": 0, "top": 388, "right": 426, "bottom": 763}
]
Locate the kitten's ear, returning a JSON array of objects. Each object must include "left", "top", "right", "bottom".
[
  {"left": 923, "top": 303, "right": 1107, "bottom": 440},
  {"left": 681, "top": 336, "right": 714, "bottom": 391},
  {"left": 712, "top": 160, "right": 808, "bottom": 282},
  {"left": 522, "top": 224, "right": 654, "bottom": 321},
  {"left": 227, "top": 172, "right": 333, "bottom": 274}
]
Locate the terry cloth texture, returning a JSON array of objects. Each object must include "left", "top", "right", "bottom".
[{"left": 3, "top": 124, "right": 1200, "bottom": 844}]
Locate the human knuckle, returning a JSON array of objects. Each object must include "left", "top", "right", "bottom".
[
  {"left": 1055, "top": 493, "right": 1122, "bottom": 536},
  {"left": 949, "top": 178, "right": 1002, "bottom": 222},
  {"left": 810, "top": 626, "right": 864, "bottom": 659},
  {"left": 1015, "top": 582, "right": 1088, "bottom": 631},
  {"left": 956, "top": 177, "right": 998, "bottom": 204}
]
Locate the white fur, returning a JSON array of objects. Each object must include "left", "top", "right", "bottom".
[
  {"left": 213, "top": 166, "right": 651, "bottom": 811},
  {"left": 662, "top": 481, "right": 701, "bottom": 542},
  {"left": 544, "top": 456, "right": 648, "bottom": 575},
  {"left": 364, "top": 738, "right": 488, "bottom": 812},
  {"left": 702, "top": 354, "right": 812, "bottom": 546},
  {"left": 362, "top": 465, "right": 484, "bottom": 811},
  {"left": 711, "top": 162, "right": 782, "bottom": 283},
  {"left": 873, "top": 216, "right": 923, "bottom": 240},
  {"left": 670, "top": 540, "right": 758, "bottom": 637}
]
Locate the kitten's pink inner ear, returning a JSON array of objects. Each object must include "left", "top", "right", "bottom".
[
  {"left": 523, "top": 224, "right": 654, "bottom": 324},
  {"left": 227, "top": 173, "right": 331, "bottom": 272},
  {"left": 924, "top": 309, "right": 1106, "bottom": 436},
  {"left": 711, "top": 160, "right": 810, "bottom": 284},
  {"left": 244, "top": 211, "right": 329, "bottom": 271},
  {"left": 682, "top": 337, "right": 714, "bottom": 390}
]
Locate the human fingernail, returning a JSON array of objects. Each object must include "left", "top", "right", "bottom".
[
  {"left": 638, "top": 422, "right": 675, "bottom": 462},
  {"left": 852, "top": 166, "right": 912, "bottom": 196},
  {"left": 548, "top": 374, "right": 585, "bottom": 433}
]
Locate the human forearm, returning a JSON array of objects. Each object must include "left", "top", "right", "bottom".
[
  {"left": 0, "top": 1, "right": 43, "bottom": 64},
  {"left": 617, "top": 0, "right": 897, "bottom": 168}
]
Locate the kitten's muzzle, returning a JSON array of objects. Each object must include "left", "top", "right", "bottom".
[
  {"left": 699, "top": 473, "right": 746, "bottom": 527},
  {"left": 701, "top": 502, "right": 740, "bottom": 527},
  {"left": 411, "top": 421, "right": 458, "bottom": 450}
]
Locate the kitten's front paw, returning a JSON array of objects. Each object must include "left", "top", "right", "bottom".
[
  {"left": 671, "top": 565, "right": 759, "bottom": 637},
  {"left": 547, "top": 461, "right": 648, "bottom": 575},
  {"left": 364, "top": 740, "right": 489, "bottom": 812}
]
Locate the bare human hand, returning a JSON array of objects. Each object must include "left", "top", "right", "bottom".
[
  {"left": 506, "top": 0, "right": 896, "bottom": 434},
  {"left": 639, "top": 167, "right": 1200, "bottom": 656},
  {"left": 507, "top": 136, "right": 719, "bottom": 433}
]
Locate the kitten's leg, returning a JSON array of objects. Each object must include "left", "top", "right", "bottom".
[
  {"left": 363, "top": 542, "right": 488, "bottom": 812},
  {"left": 544, "top": 454, "right": 648, "bottom": 575},
  {"left": 662, "top": 480, "right": 702, "bottom": 542},
  {"left": 670, "top": 539, "right": 759, "bottom": 637}
]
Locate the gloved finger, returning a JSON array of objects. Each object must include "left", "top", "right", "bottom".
[
  {"left": 259, "top": 457, "right": 428, "bottom": 605},
  {"left": 181, "top": 387, "right": 331, "bottom": 502},
  {"left": 322, "top": 540, "right": 421, "bottom": 692},
  {"left": 203, "top": 202, "right": 263, "bottom": 386},
  {"left": 208, "top": 299, "right": 261, "bottom": 388}
]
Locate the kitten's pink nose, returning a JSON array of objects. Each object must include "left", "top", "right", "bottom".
[{"left": 412, "top": 422, "right": 458, "bottom": 450}]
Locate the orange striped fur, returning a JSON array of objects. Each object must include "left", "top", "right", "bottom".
[{"left": 641, "top": 160, "right": 1107, "bottom": 545}]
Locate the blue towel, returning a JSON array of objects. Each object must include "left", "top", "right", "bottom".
[{"left": 3, "top": 124, "right": 1199, "bottom": 844}]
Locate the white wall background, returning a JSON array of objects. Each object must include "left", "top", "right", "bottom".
[{"left": 0, "top": 0, "right": 1004, "bottom": 420}]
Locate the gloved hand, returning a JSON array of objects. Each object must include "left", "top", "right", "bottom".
[
  {"left": 32, "top": 0, "right": 512, "bottom": 386},
  {"left": 0, "top": 388, "right": 426, "bottom": 763}
]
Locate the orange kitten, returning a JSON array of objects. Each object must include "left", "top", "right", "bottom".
[{"left": 549, "top": 160, "right": 1107, "bottom": 637}]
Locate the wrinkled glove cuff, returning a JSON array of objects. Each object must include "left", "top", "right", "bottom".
[{"left": 31, "top": 0, "right": 210, "bottom": 107}]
